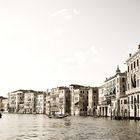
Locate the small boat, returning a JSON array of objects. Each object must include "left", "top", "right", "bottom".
[{"left": 47, "top": 114, "right": 68, "bottom": 119}]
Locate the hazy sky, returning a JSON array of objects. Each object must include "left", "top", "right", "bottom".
[{"left": 0, "top": 0, "right": 140, "bottom": 96}]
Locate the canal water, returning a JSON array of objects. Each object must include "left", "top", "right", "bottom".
[{"left": 0, "top": 114, "right": 140, "bottom": 140}]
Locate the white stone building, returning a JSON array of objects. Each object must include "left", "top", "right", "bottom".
[
  {"left": 36, "top": 92, "right": 46, "bottom": 114},
  {"left": 119, "top": 95, "right": 128, "bottom": 118},
  {"left": 8, "top": 90, "right": 24, "bottom": 113},
  {"left": 97, "top": 66, "right": 126, "bottom": 117},
  {"left": 126, "top": 47, "right": 140, "bottom": 119}
]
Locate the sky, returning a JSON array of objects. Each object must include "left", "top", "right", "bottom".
[{"left": 0, "top": 0, "right": 140, "bottom": 97}]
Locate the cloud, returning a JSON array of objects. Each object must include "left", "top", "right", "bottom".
[
  {"left": 50, "top": 8, "right": 80, "bottom": 21},
  {"left": 61, "top": 45, "right": 101, "bottom": 66},
  {"left": 51, "top": 9, "right": 68, "bottom": 17}
]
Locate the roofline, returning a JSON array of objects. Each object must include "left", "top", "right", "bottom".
[
  {"left": 104, "top": 72, "right": 126, "bottom": 83},
  {"left": 126, "top": 49, "right": 140, "bottom": 62},
  {"left": 10, "top": 89, "right": 45, "bottom": 94}
]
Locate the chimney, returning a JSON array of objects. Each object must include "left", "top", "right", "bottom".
[{"left": 129, "top": 53, "right": 131, "bottom": 57}]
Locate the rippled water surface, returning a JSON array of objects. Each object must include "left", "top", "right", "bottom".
[{"left": 0, "top": 114, "right": 140, "bottom": 140}]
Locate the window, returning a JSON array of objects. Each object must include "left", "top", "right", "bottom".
[
  {"left": 134, "top": 61, "right": 136, "bottom": 69},
  {"left": 131, "top": 96, "right": 133, "bottom": 104},
  {"left": 137, "top": 59, "right": 139, "bottom": 66},
  {"left": 93, "top": 90, "right": 97, "bottom": 93},
  {"left": 137, "top": 95, "right": 139, "bottom": 104},
  {"left": 123, "top": 85, "right": 125, "bottom": 92},
  {"left": 128, "top": 66, "right": 129, "bottom": 72},
  {"left": 131, "top": 63, "right": 133, "bottom": 70},
  {"left": 124, "top": 100, "right": 127, "bottom": 104},
  {"left": 122, "top": 78, "right": 125, "bottom": 82}
]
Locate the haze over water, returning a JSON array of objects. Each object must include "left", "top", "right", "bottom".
[{"left": 0, "top": 114, "right": 140, "bottom": 140}]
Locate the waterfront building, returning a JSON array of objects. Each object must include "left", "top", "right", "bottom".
[
  {"left": 45, "top": 92, "right": 51, "bottom": 115},
  {"left": 2, "top": 98, "right": 8, "bottom": 113},
  {"left": 48, "top": 87, "right": 71, "bottom": 115},
  {"left": 119, "top": 95, "right": 128, "bottom": 118},
  {"left": 58, "top": 87, "right": 71, "bottom": 115},
  {"left": 70, "top": 84, "right": 89, "bottom": 116},
  {"left": 87, "top": 87, "right": 98, "bottom": 116},
  {"left": 97, "top": 66, "right": 127, "bottom": 117},
  {"left": 8, "top": 89, "right": 47, "bottom": 114},
  {"left": 126, "top": 47, "right": 140, "bottom": 119},
  {"left": 0, "top": 96, "right": 8, "bottom": 112},
  {"left": 24, "top": 90, "right": 37, "bottom": 114},
  {"left": 8, "top": 90, "right": 24, "bottom": 113},
  {"left": 36, "top": 91, "right": 46, "bottom": 114}
]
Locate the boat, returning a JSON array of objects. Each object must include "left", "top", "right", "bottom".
[
  {"left": 47, "top": 102, "right": 69, "bottom": 119},
  {"left": 47, "top": 114, "right": 68, "bottom": 119}
]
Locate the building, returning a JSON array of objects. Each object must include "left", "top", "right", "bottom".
[
  {"left": 58, "top": 87, "right": 71, "bottom": 115},
  {"left": 8, "top": 90, "right": 24, "bottom": 113},
  {"left": 98, "top": 66, "right": 127, "bottom": 117},
  {"left": 126, "top": 46, "right": 140, "bottom": 119},
  {"left": 87, "top": 87, "right": 98, "bottom": 116},
  {"left": 119, "top": 95, "right": 128, "bottom": 119},
  {"left": 70, "top": 84, "right": 89, "bottom": 116},
  {"left": 24, "top": 90, "right": 37, "bottom": 114},
  {"left": 45, "top": 92, "right": 51, "bottom": 115},
  {"left": 36, "top": 91, "right": 46, "bottom": 114},
  {"left": 8, "top": 89, "right": 47, "bottom": 114},
  {"left": 48, "top": 87, "right": 71, "bottom": 115},
  {"left": 0, "top": 96, "right": 8, "bottom": 112}
]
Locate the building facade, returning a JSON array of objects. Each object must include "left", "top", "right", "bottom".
[
  {"left": 98, "top": 66, "right": 127, "bottom": 117},
  {"left": 0, "top": 96, "right": 8, "bottom": 112},
  {"left": 48, "top": 87, "right": 71, "bottom": 115},
  {"left": 126, "top": 47, "right": 140, "bottom": 119},
  {"left": 70, "top": 84, "right": 89, "bottom": 116},
  {"left": 8, "top": 90, "right": 23, "bottom": 113},
  {"left": 119, "top": 95, "right": 128, "bottom": 118},
  {"left": 45, "top": 92, "right": 51, "bottom": 115},
  {"left": 8, "top": 90, "right": 47, "bottom": 114},
  {"left": 87, "top": 87, "right": 98, "bottom": 116},
  {"left": 36, "top": 92, "right": 46, "bottom": 114}
]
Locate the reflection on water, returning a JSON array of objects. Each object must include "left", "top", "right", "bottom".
[{"left": 0, "top": 114, "right": 140, "bottom": 140}]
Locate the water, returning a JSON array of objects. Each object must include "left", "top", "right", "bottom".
[{"left": 0, "top": 114, "right": 140, "bottom": 140}]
